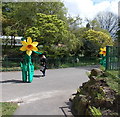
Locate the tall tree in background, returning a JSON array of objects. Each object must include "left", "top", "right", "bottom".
[
  {"left": 85, "top": 19, "right": 100, "bottom": 30},
  {"left": 85, "top": 19, "right": 113, "bottom": 35},
  {"left": 2, "top": 2, "right": 67, "bottom": 36},
  {"left": 82, "top": 29, "right": 113, "bottom": 57},
  {"left": 67, "top": 15, "right": 82, "bottom": 31},
  {"left": 94, "top": 11, "right": 118, "bottom": 39},
  {"left": 66, "top": 15, "right": 83, "bottom": 56},
  {"left": 25, "top": 13, "right": 80, "bottom": 58},
  {"left": 117, "top": 17, "right": 120, "bottom": 45},
  {"left": 35, "top": 2, "right": 67, "bottom": 21}
]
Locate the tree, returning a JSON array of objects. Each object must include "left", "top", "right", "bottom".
[
  {"left": 115, "top": 16, "right": 120, "bottom": 46},
  {"left": 85, "top": 19, "right": 100, "bottom": 30},
  {"left": 66, "top": 16, "right": 84, "bottom": 56},
  {"left": 94, "top": 11, "right": 118, "bottom": 38},
  {"left": 2, "top": 2, "right": 67, "bottom": 36},
  {"left": 67, "top": 15, "right": 82, "bottom": 31},
  {"left": 85, "top": 19, "right": 111, "bottom": 35},
  {"left": 35, "top": 2, "right": 67, "bottom": 21},
  {"left": 82, "top": 29, "right": 113, "bottom": 57},
  {"left": 25, "top": 13, "right": 79, "bottom": 58},
  {"left": 2, "top": 2, "right": 43, "bottom": 36}
]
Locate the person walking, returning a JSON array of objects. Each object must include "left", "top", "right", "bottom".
[{"left": 39, "top": 53, "right": 47, "bottom": 77}]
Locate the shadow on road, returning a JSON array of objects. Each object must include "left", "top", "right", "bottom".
[
  {"left": 33, "top": 75, "right": 44, "bottom": 78},
  {"left": 60, "top": 101, "right": 73, "bottom": 117},
  {"left": 0, "top": 75, "right": 44, "bottom": 84},
  {"left": 0, "top": 79, "right": 24, "bottom": 84}
]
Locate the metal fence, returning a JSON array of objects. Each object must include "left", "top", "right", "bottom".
[
  {"left": 1, "top": 46, "right": 120, "bottom": 71},
  {"left": 106, "top": 46, "right": 120, "bottom": 70},
  {"left": 1, "top": 56, "right": 99, "bottom": 71}
]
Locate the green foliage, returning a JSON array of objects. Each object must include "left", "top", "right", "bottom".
[
  {"left": 89, "top": 106, "right": 102, "bottom": 117},
  {"left": 85, "top": 29, "right": 113, "bottom": 47},
  {"left": 2, "top": 2, "right": 67, "bottom": 36},
  {"left": 86, "top": 19, "right": 112, "bottom": 35},
  {"left": 1, "top": 102, "right": 18, "bottom": 116},
  {"left": 67, "top": 15, "right": 82, "bottom": 30},
  {"left": 25, "top": 13, "right": 79, "bottom": 58},
  {"left": 2, "top": 2, "right": 114, "bottom": 58},
  {"left": 1, "top": 56, "right": 99, "bottom": 71},
  {"left": 82, "top": 29, "right": 113, "bottom": 57},
  {"left": 36, "top": 2, "right": 67, "bottom": 21},
  {"left": 96, "top": 93, "right": 105, "bottom": 100},
  {"left": 117, "top": 19, "right": 120, "bottom": 45},
  {"left": 26, "top": 13, "right": 66, "bottom": 43},
  {"left": 2, "top": 46, "right": 22, "bottom": 58},
  {"left": 98, "top": 66, "right": 120, "bottom": 94},
  {"left": 106, "top": 74, "right": 119, "bottom": 94},
  {"left": 86, "top": 19, "right": 101, "bottom": 30}
]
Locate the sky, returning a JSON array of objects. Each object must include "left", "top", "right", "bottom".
[{"left": 63, "top": 0, "right": 119, "bottom": 20}]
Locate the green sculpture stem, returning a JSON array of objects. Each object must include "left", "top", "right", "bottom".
[
  {"left": 20, "top": 51, "right": 42, "bottom": 83},
  {"left": 100, "top": 54, "right": 106, "bottom": 68}
]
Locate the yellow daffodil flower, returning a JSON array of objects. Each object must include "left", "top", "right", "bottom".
[
  {"left": 20, "top": 37, "right": 38, "bottom": 56},
  {"left": 99, "top": 47, "right": 106, "bottom": 56}
]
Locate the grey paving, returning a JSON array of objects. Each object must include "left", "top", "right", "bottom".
[{"left": 1, "top": 65, "right": 99, "bottom": 115}]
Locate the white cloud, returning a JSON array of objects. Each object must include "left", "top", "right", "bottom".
[{"left": 64, "top": 0, "right": 119, "bottom": 20}]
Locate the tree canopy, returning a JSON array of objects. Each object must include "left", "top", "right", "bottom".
[
  {"left": 94, "top": 11, "right": 118, "bottom": 38},
  {"left": 25, "top": 13, "right": 79, "bottom": 58},
  {"left": 82, "top": 29, "right": 113, "bottom": 56},
  {"left": 2, "top": 2, "right": 67, "bottom": 36},
  {"left": 2, "top": 2, "right": 115, "bottom": 58}
]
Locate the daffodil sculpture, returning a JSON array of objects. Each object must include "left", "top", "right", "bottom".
[
  {"left": 20, "top": 37, "right": 38, "bottom": 56},
  {"left": 99, "top": 47, "right": 106, "bottom": 56},
  {"left": 20, "top": 37, "right": 42, "bottom": 83},
  {"left": 99, "top": 47, "right": 106, "bottom": 67}
]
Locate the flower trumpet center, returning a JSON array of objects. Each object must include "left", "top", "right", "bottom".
[
  {"left": 27, "top": 44, "right": 33, "bottom": 50},
  {"left": 103, "top": 51, "right": 106, "bottom": 54}
]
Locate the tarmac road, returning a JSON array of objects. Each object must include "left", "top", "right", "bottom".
[{"left": 1, "top": 65, "right": 98, "bottom": 115}]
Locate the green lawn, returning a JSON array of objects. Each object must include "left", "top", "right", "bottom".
[
  {"left": 105, "top": 71, "right": 119, "bottom": 94},
  {"left": 59, "top": 61, "right": 98, "bottom": 68},
  {"left": 98, "top": 66, "right": 120, "bottom": 94},
  {"left": 0, "top": 102, "right": 18, "bottom": 116}
]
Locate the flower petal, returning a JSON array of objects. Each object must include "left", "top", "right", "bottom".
[
  {"left": 99, "top": 51, "right": 103, "bottom": 54},
  {"left": 100, "top": 48, "right": 103, "bottom": 51},
  {"left": 103, "top": 47, "right": 106, "bottom": 51},
  {"left": 27, "top": 37, "right": 32, "bottom": 44},
  {"left": 32, "top": 42, "right": 38, "bottom": 47},
  {"left": 26, "top": 50, "right": 32, "bottom": 56},
  {"left": 21, "top": 41, "right": 28, "bottom": 46},
  {"left": 32, "top": 46, "right": 38, "bottom": 51},
  {"left": 20, "top": 46, "right": 27, "bottom": 51}
]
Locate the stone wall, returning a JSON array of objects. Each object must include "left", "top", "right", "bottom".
[{"left": 70, "top": 68, "right": 119, "bottom": 116}]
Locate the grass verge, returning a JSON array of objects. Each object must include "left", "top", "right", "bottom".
[
  {"left": 98, "top": 66, "right": 120, "bottom": 94},
  {"left": 0, "top": 102, "right": 18, "bottom": 116},
  {"left": 59, "top": 62, "right": 98, "bottom": 68},
  {"left": 0, "top": 67, "right": 21, "bottom": 72}
]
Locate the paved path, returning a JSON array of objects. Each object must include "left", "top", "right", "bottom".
[{"left": 1, "top": 65, "right": 98, "bottom": 115}]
